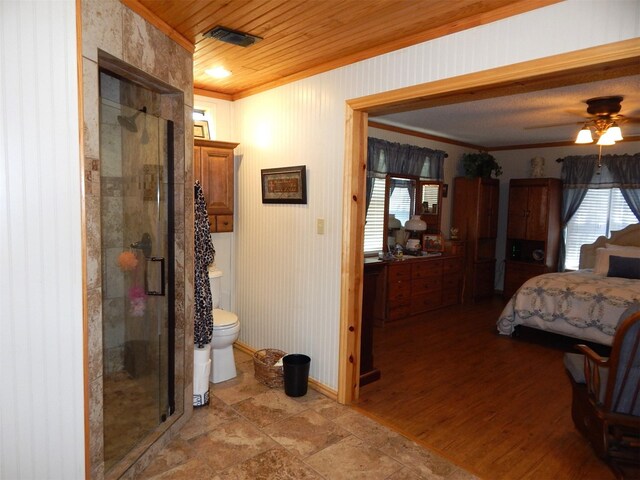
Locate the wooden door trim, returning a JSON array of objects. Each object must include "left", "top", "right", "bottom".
[{"left": 338, "top": 38, "right": 640, "bottom": 404}]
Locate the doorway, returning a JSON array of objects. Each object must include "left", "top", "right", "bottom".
[{"left": 338, "top": 39, "right": 640, "bottom": 404}]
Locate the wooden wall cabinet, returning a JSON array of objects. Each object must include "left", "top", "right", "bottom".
[
  {"left": 374, "top": 255, "right": 464, "bottom": 325},
  {"left": 194, "top": 139, "right": 239, "bottom": 232},
  {"left": 503, "top": 178, "right": 561, "bottom": 299},
  {"left": 452, "top": 177, "right": 500, "bottom": 303}
]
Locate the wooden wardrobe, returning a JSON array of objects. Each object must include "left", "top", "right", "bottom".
[
  {"left": 452, "top": 177, "right": 500, "bottom": 303},
  {"left": 503, "top": 178, "right": 561, "bottom": 299}
]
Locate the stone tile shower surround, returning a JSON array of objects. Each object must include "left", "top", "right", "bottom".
[{"left": 81, "top": 0, "right": 193, "bottom": 477}]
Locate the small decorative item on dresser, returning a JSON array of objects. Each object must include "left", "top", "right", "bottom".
[
  {"left": 450, "top": 227, "right": 459, "bottom": 240},
  {"left": 253, "top": 348, "right": 286, "bottom": 388},
  {"left": 423, "top": 233, "right": 444, "bottom": 252}
]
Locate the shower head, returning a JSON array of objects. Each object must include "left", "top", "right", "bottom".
[{"left": 117, "top": 106, "right": 147, "bottom": 133}]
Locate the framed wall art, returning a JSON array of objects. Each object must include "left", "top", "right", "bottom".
[
  {"left": 194, "top": 120, "right": 210, "bottom": 139},
  {"left": 422, "top": 233, "right": 444, "bottom": 252},
  {"left": 261, "top": 165, "right": 307, "bottom": 204}
]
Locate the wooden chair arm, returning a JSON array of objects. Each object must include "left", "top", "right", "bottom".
[
  {"left": 575, "top": 344, "right": 609, "bottom": 403},
  {"left": 575, "top": 344, "right": 609, "bottom": 366}
]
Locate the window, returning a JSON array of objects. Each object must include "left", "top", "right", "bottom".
[
  {"left": 565, "top": 188, "right": 637, "bottom": 270},
  {"left": 363, "top": 177, "right": 416, "bottom": 254},
  {"left": 363, "top": 177, "right": 385, "bottom": 253}
]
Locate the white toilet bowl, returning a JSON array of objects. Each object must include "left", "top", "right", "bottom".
[{"left": 210, "top": 308, "right": 240, "bottom": 383}]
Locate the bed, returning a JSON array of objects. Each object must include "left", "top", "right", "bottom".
[{"left": 497, "top": 223, "right": 640, "bottom": 346}]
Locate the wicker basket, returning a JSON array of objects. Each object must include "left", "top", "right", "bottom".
[{"left": 253, "top": 348, "right": 286, "bottom": 388}]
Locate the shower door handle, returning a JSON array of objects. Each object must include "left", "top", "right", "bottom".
[{"left": 146, "top": 256, "right": 165, "bottom": 296}]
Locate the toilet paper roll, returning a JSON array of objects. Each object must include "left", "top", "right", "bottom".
[
  {"left": 194, "top": 344, "right": 211, "bottom": 365},
  {"left": 193, "top": 353, "right": 212, "bottom": 407},
  {"left": 194, "top": 359, "right": 212, "bottom": 393}
]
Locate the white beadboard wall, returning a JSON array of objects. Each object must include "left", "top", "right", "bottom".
[
  {"left": 230, "top": 0, "right": 640, "bottom": 390},
  {"left": 0, "top": 2, "right": 84, "bottom": 479}
]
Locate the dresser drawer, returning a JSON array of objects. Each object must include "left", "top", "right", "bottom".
[
  {"left": 411, "top": 292, "right": 442, "bottom": 313},
  {"left": 443, "top": 257, "right": 464, "bottom": 274},
  {"left": 388, "top": 264, "right": 412, "bottom": 282},
  {"left": 412, "top": 277, "right": 441, "bottom": 295},
  {"left": 388, "top": 280, "right": 412, "bottom": 301},
  {"left": 412, "top": 260, "right": 442, "bottom": 279},
  {"left": 442, "top": 274, "right": 462, "bottom": 291}
]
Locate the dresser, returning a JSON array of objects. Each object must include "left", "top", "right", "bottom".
[{"left": 372, "top": 254, "right": 464, "bottom": 325}]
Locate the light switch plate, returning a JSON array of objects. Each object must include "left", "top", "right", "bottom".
[{"left": 317, "top": 218, "right": 325, "bottom": 235}]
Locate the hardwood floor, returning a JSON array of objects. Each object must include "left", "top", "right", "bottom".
[{"left": 355, "top": 298, "right": 616, "bottom": 480}]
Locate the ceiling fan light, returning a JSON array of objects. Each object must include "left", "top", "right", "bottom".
[
  {"left": 575, "top": 127, "right": 593, "bottom": 144},
  {"left": 597, "top": 130, "right": 616, "bottom": 146},
  {"left": 608, "top": 124, "right": 623, "bottom": 141}
]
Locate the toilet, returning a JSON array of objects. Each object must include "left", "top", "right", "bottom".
[{"left": 208, "top": 267, "right": 240, "bottom": 383}]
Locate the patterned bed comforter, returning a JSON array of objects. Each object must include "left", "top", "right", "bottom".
[{"left": 497, "top": 270, "right": 640, "bottom": 346}]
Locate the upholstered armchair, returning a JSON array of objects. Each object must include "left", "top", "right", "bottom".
[{"left": 564, "top": 310, "right": 640, "bottom": 478}]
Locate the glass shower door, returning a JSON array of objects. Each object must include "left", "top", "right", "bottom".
[{"left": 99, "top": 77, "right": 174, "bottom": 471}]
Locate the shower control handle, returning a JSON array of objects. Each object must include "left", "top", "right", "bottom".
[{"left": 146, "top": 256, "right": 165, "bottom": 296}]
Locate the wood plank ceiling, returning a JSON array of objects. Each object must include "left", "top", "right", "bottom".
[{"left": 125, "top": 0, "right": 560, "bottom": 100}]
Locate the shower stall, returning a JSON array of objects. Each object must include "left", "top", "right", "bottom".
[{"left": 99, "top": 70, "right": 175, "bottom": 471}]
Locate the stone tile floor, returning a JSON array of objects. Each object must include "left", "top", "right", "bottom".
[{"left": 139, "top": 349, "right": 476, "bottom": 479}]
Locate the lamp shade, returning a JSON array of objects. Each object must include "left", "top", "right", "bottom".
[
  {"left": 597, "top": 130, "right": 616, "bottom": 146},
  {"left": 575, "top": 127, "right": 593, "bottom": 144},
  {"left": 405, "top": 215, "right": 427, "bottom": 232},
  {"left": 388, "top": 214, "right": 402, "bottom": 229},
  {"left": 608, "top": 124, "right": 623, "bottom": 141}
]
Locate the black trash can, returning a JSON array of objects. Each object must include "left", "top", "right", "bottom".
[{"left": 283, "top": 354, "right": 311, "bottom": 397}]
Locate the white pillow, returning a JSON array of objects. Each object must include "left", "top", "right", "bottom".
[
  {"left": 594, "top": 246, "right": 640, "bottom": 275},
  {"left": 605, "top": 243, "right": 640, "bottom": 253}
]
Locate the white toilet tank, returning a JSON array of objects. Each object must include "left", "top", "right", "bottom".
[{"left": 208, "top": 266, "right": 223, "bottom": 309}]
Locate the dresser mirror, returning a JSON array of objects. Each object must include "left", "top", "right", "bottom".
[
  {"left": 418, "top": 180, "right": 442, "bottom": 234},
  {"left": 382, "top": 175, "right": 442, "bottom": 252}
]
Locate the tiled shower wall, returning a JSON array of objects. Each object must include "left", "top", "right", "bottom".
[{"left": 81, "top": 0, "right": 193, "bottom": 478}]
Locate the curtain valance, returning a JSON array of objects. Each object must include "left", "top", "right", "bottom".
[{"left": 367, "top": 137, "right": 446, "bottom": 181}]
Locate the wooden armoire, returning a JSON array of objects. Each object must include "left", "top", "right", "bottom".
[
  {"left": 452, "top": 177, "right": 500, "bottom": 303},
  {"left": 503, "top": 178, "right": 561, "bottom": 298}
]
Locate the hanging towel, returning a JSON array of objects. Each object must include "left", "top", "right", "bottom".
[{"left": 194, "top": 181, "right": 215, "bottom": 347}]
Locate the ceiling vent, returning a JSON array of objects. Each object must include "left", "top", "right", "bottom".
[{"left": 204, "top": 26, "right": 262, "bottom": 47}]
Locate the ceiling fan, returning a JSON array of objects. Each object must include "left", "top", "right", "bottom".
[
  {"left": 526, "top": 95, "right": 639, "bottom": 145},
  {"left": 574, "top": 95, "right": 637, "bottom": 145}
]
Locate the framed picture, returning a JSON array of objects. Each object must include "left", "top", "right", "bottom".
[
  {"left": 422, "top": 233, "right": 444, "bottom": 252},
  {"left": 194, "top": 120, "right": 210, "bottom": 139},
  {"left": 261, "top": 165, "right": 307, "bottom": 204}
]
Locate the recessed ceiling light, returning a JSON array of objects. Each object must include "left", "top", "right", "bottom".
[{"left": 205, "top": 67, "right": 232, "bottom": 79}]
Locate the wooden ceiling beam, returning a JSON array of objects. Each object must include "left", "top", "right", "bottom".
[{"left": 352, "top": 39, "right": 640, "bottom": 115}]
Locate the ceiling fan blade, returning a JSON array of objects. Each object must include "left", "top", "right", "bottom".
[
  {"left": 616, "top": 116, "right": 640, "bottom": 124},
  {"left": 524, "top": 121, "right": 583, "bottom": 130}
]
